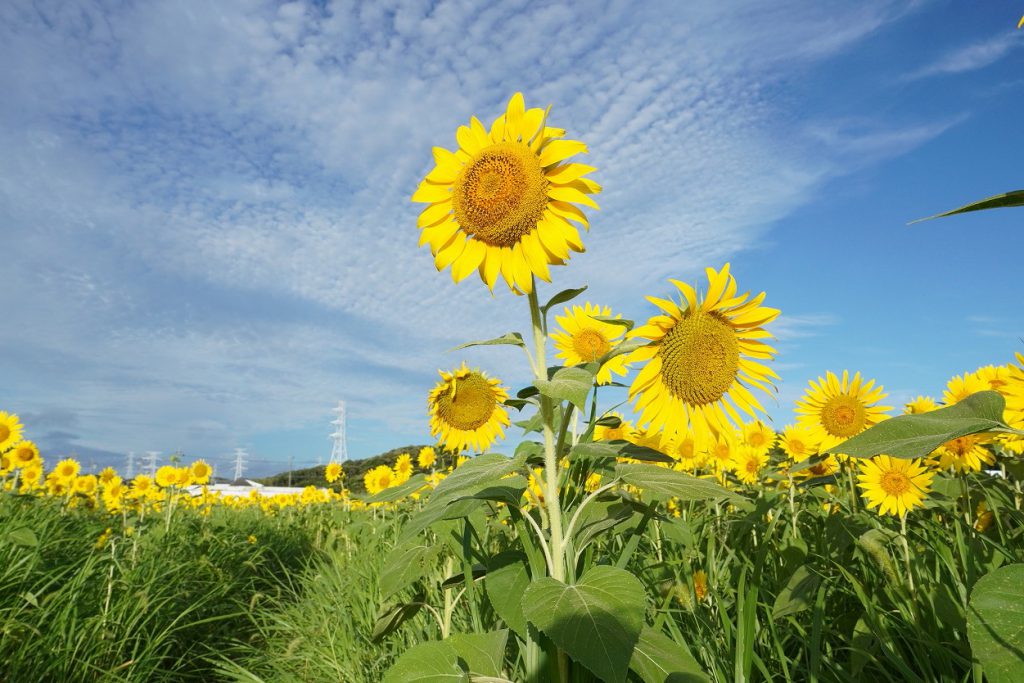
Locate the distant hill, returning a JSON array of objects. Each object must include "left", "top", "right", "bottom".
[{"left": 256, "top": 445, "right": 456, "bottom": 494}]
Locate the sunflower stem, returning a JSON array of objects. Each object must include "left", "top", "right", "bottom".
[
  {"left": 899, "top": 513, "right": 915, "bottom": 592},
  {"left": 528, "top": 283, "right": 566, "bottom": 585}
]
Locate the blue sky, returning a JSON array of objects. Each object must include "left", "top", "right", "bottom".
[{"left": 2, "top": 0, "right": 1022, "bottom": 477}]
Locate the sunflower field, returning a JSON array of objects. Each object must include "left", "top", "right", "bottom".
[{"left": 3, "top": 92, "right": 1024, "bottom": 683}]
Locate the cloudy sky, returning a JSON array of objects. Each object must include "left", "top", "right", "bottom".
[{"left": 2, "top": 0, "right": 1022, "bottom": 477}]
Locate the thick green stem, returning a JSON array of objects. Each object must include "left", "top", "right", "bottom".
[{"left": 528, "top": 285, "right": 566, "bottom": 583}]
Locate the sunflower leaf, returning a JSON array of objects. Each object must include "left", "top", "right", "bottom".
[
  {"left": 372, "top": 593, "right": 426, "bottom": 643},
  {"left": 486, "top": 551, "right": 532, "bottom": 638},
  {"left": 448, "top": 630, "right": 509, "bottom": 678},
  {"left": 629, "top": 625, "right": 710, "bottom": 683},
  {"left": 522, "top": 565, "right": 646, "bottom": 683},
  {"left": 448, "top": 332, "right": 525, "bottom": 352},
  {"left": 381, "top": 639, "right": 468, "bottom": 682},
  {"left": 832, "top": 391, "right": 1008, "bottom": 459},
  {"left": 967, "top": 564, "right": 1024, "bottom": 683},
  {"left": 541, "top": 286, "right": 588, "bottom": 316},
  {"left": 910, "top": 189, "right": 1024, "bottom": 224},
  {"left": 534, "top": 366, "right": 596, "bottom": 411},
  {"left": 616, "top": 463, "right": 742, "bottom": 501},
  {"left": 571, "top": 440, "right": 674, "bottom": 464},
  {"left": 591, "top": 315, "right": 635, "bottom": 331},
  {"left": 380, "top": 541, "right": 442, "bottom": 599}
]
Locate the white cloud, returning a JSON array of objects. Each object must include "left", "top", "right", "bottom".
[
  {"left": 0, "top": 0, "right": 956, "bottom": 466},
  {"left": 905, "top": 31, "right": 1021, "bottom": 80}
]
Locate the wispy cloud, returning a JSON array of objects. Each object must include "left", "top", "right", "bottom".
[
  {"left": 904, "top": 31, "right": 1022, "bottom": 80},
  {"left": 0, "top": 0, "right": 959, "bottom": 470}
]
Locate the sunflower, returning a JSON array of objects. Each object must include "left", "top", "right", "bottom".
[
  {"left": 551, "top": 303, "right": 630, "bottom": 384},
  {"left": 98, "top": 467, "right": 118, "bottom": 485},
  {"left": 53, "top": 458, "right": 81, "bottom": 482},
  {"left": 857, "top": 455, "right": 933, "bottom": 517},
  {"left": 795, "top": 371, "right": 891, "bottom": 453},
  {"left": 73, "top": 474, "right": 98, "bottom": 496},
  {"left": 155, "top": 466, "right": 178, "bottom": 488},
  {"left": 628, "top": 264, "right": 780, "bottom": 444},
  {"left": 903, "top": 396, "right": 938, "bottom": 415},
  {"left": 412, "top": 92, "right": 600, "bottom": 293},
  {"left": 779, "top": 425, "right": 819, "bottom": 463},
  {"left": 593, "top": 412, "right": 636, "bottom": 442},
  {"left": 173, "top": 467, "right": 192, "bottom": 488},
  {"left": 428, "top": 363, "right": 510, "bottom": 453},
  {"left": 0, "top": 411, "right": 23, "bottom": 451},
  {"left": 190, "top": 460, "right": 213, "bottom": 485},
  {"left": 707, "top": 432, "right": 738, "bottom": 472},
  {"left": 417, "top": 447, "right": 436, "bottom": 469},
  {"left": 933, "top": 434, "right": 995, "bottom": 473},
  {"left": 325, "top": 462, "right": 343, "bottom": 484},
  {"left": 801, "top": 454, "right": 840, "bottom": 479},
  {"left": 132, "top": 475, "right": 153, "bottom": 496},
  {"left": 364, "top": 465, "right": 396, "bottom": 496},
  {"left": 974, "top": 365, "right": 1010, "bottom": 393},
  {"left": 731, "top": 446, "right": 768, "bottom": 485},
  {"left": 11, "top": 440, "right": 40, "bottom": 468},
  {"left": 393, "top": 453, "right": 414, "bottom": 482},
  {"left": 666, "top": 429, "right": 706, "bottom": 471},
  {"left": 742, "top": 420, "right": 776, "bottom": 455},
  {"left": 942, "top": 372, "right": 988, "bottom": 405}
]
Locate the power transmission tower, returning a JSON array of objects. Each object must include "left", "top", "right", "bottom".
[
  {"left": 125, "top": 451, "right": 135, "bottom": 479},
  {"left": 233, "top": 448, "right": 248, "bottom": 482},
  {"left": 143, "top": 451, "right": 160, "bottom": 476},
  {"left": 329, "top": 400, "right": 348, "bottom": 463}
]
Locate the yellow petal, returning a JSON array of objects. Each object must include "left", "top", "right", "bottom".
[
  {"left": 411, "top": 180, "right": 452, "bottom": 203},
  {"left": 540, "top": 139, "right": 588, "bottom": 166},
  {"left": 451, "top": 239, "right": 486, "bottom": 282},
  {"left": 417, "top": 201, "right": 453, "bottom": 228},
  {"left": 546, "top": 163, "right": 597, "bottom": 184},
  {"left": 548, "top": 186, "right": 600, "bottom": 210}
]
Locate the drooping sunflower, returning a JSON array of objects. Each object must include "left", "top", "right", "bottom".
[
  {"left": 551, "top": 303, "right": 630, "bottom": 384},
  {"left": 428, "top": 363, "right": 510, "bottom": 453},
  {"left": 628, "top": 264, "right": 780, "bottom": 444},
  {"left": 0, "top": 411, "right": 23, "bottom": 451},
  {"left": 412, "top": 93, "right": 600, "bottom": 293},
  {"left": 857, "top": 455, "right": 933, "bottom": 517},
  {"left": 325, "top": 462, "right": 343, "bottom": 484},
  {"left": 795, "top": 371, "right": 891, "bottom": 453}
]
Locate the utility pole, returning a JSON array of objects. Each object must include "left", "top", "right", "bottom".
[
  {"left": 126, "top": 451, "right": 135, "bottom": 479},
  {"left": 329, "top": 400, "right": 348, "bottom": 463},
  {"left": 287, "top": 455, "right": 293, "bottom": 487},
  {"left": 143, "top": 451, "right": 160, "bottom": 477}
]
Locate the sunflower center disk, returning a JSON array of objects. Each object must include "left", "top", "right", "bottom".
[
  {"left": 437, "top": 373, "right": 497, "bottom": 431},
  {"left": 0, "top": 426, "right": 8, "bottom": 442},
  {"left": 820, "top": 396, "right": 866, "bottom": 437},
  {"left": 452, "top": 142, "right": 549, "bottom": 248},
  {"left": 658, "top": 312, "right": 740, "bottom": 406},
  {"left": 880, "top": 471, "right": 910, "bottom": 496},
  {"left": 573, "top": 328, "right": 611, "bottom": 362}
]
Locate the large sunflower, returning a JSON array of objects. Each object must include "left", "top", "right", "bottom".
[
  {"left": 428, "top": 363, "right": 511, "bottom": 453},
  {"left": 627, "top": 264, "right": 780, "bottom": 444},
  {"left": 795, "top": 370, "right": 891, "bottom": 453},
  {"left": 551, "top": 302, "right": 630, "bottom": 384},
  {"left": 857, "top": 455, "right": 933, "bottom": 517},
  {"left": 412, "top": 93, "right": 600, "bottom": 293}
]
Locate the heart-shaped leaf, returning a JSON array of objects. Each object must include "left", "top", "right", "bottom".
[{"left": 968, "top": 564, "right": 1024, "bottom": 683}]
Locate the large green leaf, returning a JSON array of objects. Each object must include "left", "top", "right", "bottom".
[
  {"left": 522, "top": 565, "right": 646, "bottom": 683},
  {"left": 381, "top": 639, "right": 468, "bottom": 683},
  {"left": 448, "top": 630, "right": 508, "bottom": 678},
  {"left": 364, "top": 473, "right": 428, "bottom": 503},
  {"left": 534, "top": 366, "right": 596, "bottom": 411},
  {"left": 629, "top": 625, "right": 710, "bottom": 683},
  {"left": 911, "top": 189, "right": 1024, "bottom": 223},
  {"left": 968, "top": 564, "right": 1024, "bottom": 683},
  {"left": 832, "top": 391, "right": 1008, "bottom": 459},
  {"left": 616, "top": 463, "right": 742, "bottom": 502},
  {"left": 429, "top": 453, "right": 524, "bottom": 507},
  {"left": 485, "top": 551, "right": 531, "bottom": 638},
  {"left": 379, "top": 541, "right": 442, "bottom": 599},
  {"left": 448, "top": 332, "right": 525, "bottom": 352},
  {"left": 571, "top": 440, "right": 674, "bottom": 464},
  {"left": 772, "top": 565, "right": 821, "bottom": 621}
]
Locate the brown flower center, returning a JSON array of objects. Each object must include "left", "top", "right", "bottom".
[
  {"left": 820, "top": 395, "right": 866, "bottom": 437},
  {"left": 658, "top": 311, "right": 739, "bottom": 406},
  {"left": 572, "top": 328, "right": 611, "bottom": 362},
  {"left": 436, "top": 373, "right": 497, "bottom": 431}
]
